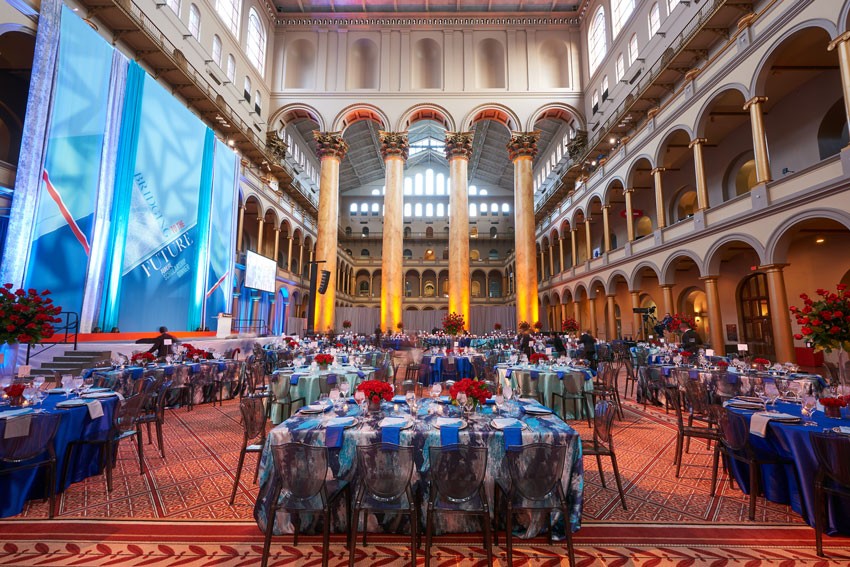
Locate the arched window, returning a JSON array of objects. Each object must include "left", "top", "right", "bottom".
[
  {"left": 226, "top": 54, "right": 235, "bottom": 81},
  {"left": 425, "top": 168, "right": 434, "bottom": 195},
  {"left": 425, "top": 203, "right": 434, "bottom": 217},
  {"left": 588, "top": 6, "right": 607, "bottom": 75},
  {"left": 246, "top": 9, "right": 267, "bottom": 76},
  {"left": 436, "top": 172, "right": 445, "bottom": 195},
  {"left": 214, "top": 0, "right": 240, "bottom": 35},
  {"left": 601, "top": 75, "right": 609, "bottom": 98},
  {"left": 469, "top": 203, "right": 477, "bottom": 217},
  {"left": 611, "top": 0, "right": 635, "bottom": 39},
  {"left": 361, "top": 227, "right": 369, "bottom": 237},
  {"left": 404, "top": 203, "right": 412, "bottom": 217},
  {"left": 360, "top": 249, "right": 370, "bottom": 257},
  {"left": 435, "top": 203, "right": 444, "bottom": 217},
  {"left": 371, "top": 203, "right": 379, "bottom": 214},
  {"left": 404, "top": 177, "right": 413, "bottom": 195},
  {"left": 360, "top": 203, "right": 368, "bottom": 213},
  {"left": 243, "top": 76, "right": 251, "bottom": 101},
  {"left": 615, "top": 53, "right": 625, "bottom": 81},
  {"left": 628, "top": 33, "right": 639, "bottom": 66},
  {"left": 502, "top": 203, "right": 510, "bottom": 215},
  {"left": 414, "top": 173, "right": 423, "bottom": 195},
  {"left": 254, "top": 91, "right": 261, "bottom": 115},
  {"left": 211, "top": 35, "right": 222, "bottom": 66},
  {"left": 591, "top": 90, "right": 599, "bottom": 109},
  {"left": 469, "top": 185, "right": 477, "bottom": 195},
  {"left": 490, "top": 203, "right": 498, "bottom": 214},
  {"left": 490, "top": 227, "right": 498, "bottom": 238},
  {"left": 188, "top": 4, "right": 201, "bottom": 39},
  {"left": 479, "top": 189, "right": 487, "bottom": 195},
  {"left": 403, "top": 249, "right": 413, "bottom": 259},
  {"left": 345, "top": 227, "right": 352, "bottom": 236},
  {"left": 489, "top": 249, "right": 499, "bottom": 260},
  {"left": 166, "top": 0, "right": 180, "bottom": 15},
  {"left": 414, "top": 203, "right": 423, "bottom": 217},
  {"left": 648, "top": 3, "right": 661, "bottom": 35}
]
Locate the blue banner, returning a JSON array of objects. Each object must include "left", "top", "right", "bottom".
[
  {"left": 116, "top": 74, "right": 207, "bottom": 332},
  {"left": 205, "top": 139, "right": 238, "bottom": 329},
  {"left": 25, "top": 7, "right": 116, "bottom": 315}
]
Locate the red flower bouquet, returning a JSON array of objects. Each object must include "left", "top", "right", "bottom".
[
  {"left": 717, "top": 360, "right": 729, "bottom": 368},
  {"left": 442, "top": 312, "right": 466, "bottom": 336},
  {"left": 130, "top": 352, "right": 155, "bottom": 365},
  {"left": 357, "top": 379, "right": 393, "bottom": 405},
  {"left": 561, "top": 318, "right": 579, "bottom": 333},
  {"left": 314, "top": 353, "right": 334, "bottom": 365},
  {"left": 0, "top": 285, "right": 63, "bottom": 345},
  {"left": 820, "top": 396, "right": 847, "bottom": 418},
  {"left": 183, "top": 343, "right": 213, "bottom": 360},
  {"left": 753, "top": 357, "right": 771, "bottom": 366},
  {"left": 449, "top": 378, "right": 492, "bottom": 408},
  {"left": 342, "top": 320, "right": 352, "bottom": 329},
  {"left": 494, "top": 323, "right": 502, "bottom": 331},
  {"left": 518, "top": 321, "right": 531, "bottom": 332},
  {"left": 4, "top": 383, "right": 25, "bottom": 398},
  {"left": 533, "top": 321, "right": 543, "bottom": 331},
  {"left": 530, "top": 353, "right": 549, "bottom": 364}
]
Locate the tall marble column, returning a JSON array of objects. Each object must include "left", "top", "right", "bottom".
[
  {"left": 312, "top": 131, "right": 348, "bottom": 333},
  {"left": 558, "top": 237, "right": 566, "bottom": 274},
  {"left": 588, "top": 294, "right": 598, "bottom": 338},
  {"left": 606, "top": 295, "right": 618, "bottom": 340},
  {"left": 380, "top": 131, "right": 408, "bottom": 332},
  {"left": 630, "top": 291, "right": 642, "bottom": 339},
  {"left": 236, "top": 204, "right": 246, "bottom": 252},
  {"left": 256, "top": 217, "right": 265, "bottom": 255},
  {"left": 570, "top": 228, "right": 578, "bottom": 268},
  {"left": 624, "top": 188, "right": 636, "bottom": 242},
  {"left": 661, "top": 284, "right": 675, "bottom": 317},
  {"left": 584, "top": 217, "right": 593, "bottom": 261},
  {"left": 602, "top": 205, "right": 611, "bottom": 252},
  {"left": 651, "top": 167, "right": 667, "bottom": 228},
  {"left": 272, "top": 228, "right": 280, "bottom": 265},
  {"left": 286, "top": 236, "right": 293, "bottom": 272},
  {"left": 689, "top": 138, "right": 710, "bottom": 210},
  {"left": 743, "top": 96, "right": 772, "bottom": 183},
  {"left": 446, "top": 132, "right": 474, "bottom": 329},
  {"left": 829, "top": 32, "right": 850, "bottom": 134},
  {"left": 508, "top": 131, "right": 540, "bottom": 326},
  {"left": 761, "top": 264, "right": 796, "bottom": 363},
  {"left": 701, "top": 276, "right": 726, "bottom": 354}
]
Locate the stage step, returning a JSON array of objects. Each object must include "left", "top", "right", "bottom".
[{"left": 30, "top": 348, "right": 113, "bottom": 379}]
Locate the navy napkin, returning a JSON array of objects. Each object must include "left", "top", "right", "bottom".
[
  {"left": 382, "top": 425, "right": 401, "bottom": 444},
  {"left": 127, "top": 367, "right": 144, "bottom": 379},
  {"left": 506, "top": 368, "right": 513, "bottom": 378},
  {"left": 504, "top": 424, "right": 523, "bottom": 451},
  {"left": 530, "top": 370, "right": 540, "bottom": 379},
  {"left": 440, "top": 423, "right": 460, "bottom": 446},
  {"left": 290, "top": 373, "right": 301, "bottom": 385},
  {"left": 325, "top": 418, "right": 353, "bottom": 448},
  {"left": 326, "top": 374, "right": 337, "bottom": 385}
]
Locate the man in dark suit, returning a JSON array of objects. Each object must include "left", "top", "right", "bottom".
[
  {"left": 680, "top": 323, "right": 703, "bottom": 355},
  {"left": 518, "top": 330, "right": 532, "bottom": 359},
  {"left": 147, "top": 326, "right": 180, "bottom": 358}
]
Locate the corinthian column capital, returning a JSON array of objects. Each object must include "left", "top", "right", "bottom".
[
  {"left": 379, "top": 131, "right": 409, "bottom": 160},
  {"left": 507, "top": 131, "right": 540, "bottom": 161},
  {"left": 444, "top": 131, "right": 474, "bottom": 160},
  {"left": 312, "top": 131, "right": 348, "bottom": 160}
]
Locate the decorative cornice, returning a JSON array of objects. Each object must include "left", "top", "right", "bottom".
[
  {"left": 312, "top": 131, "right": 348, "bottom": 160},
  {"left": 444, "top": 131, "right": 474, "bottom": 160},
  {"left": 379, "top": 131, "right": 409, "bottom": 160},
  {"left": 507, "top": 131, "right": 540, "bottom": 161},
  {"left": 275, "top": 15, "right": 580, "bottom": 28}
]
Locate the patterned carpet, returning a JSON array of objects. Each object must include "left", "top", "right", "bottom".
[{"left": 4, "top": 379, "right": 850, "bottom": 565}]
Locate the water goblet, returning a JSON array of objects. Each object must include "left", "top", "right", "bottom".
[
  {"left": 354, "top": 390, "right": 366, "bottom": 412},
  {"left": 73, "top": 376, "right": 84, "bottom": 394},
  {"left": 764, "top": 383, "right": 780, "bottom": 408},
  {"left": 61, "top": 374, "right": 73, "bottom": 397},
  {"left": 430, "top": 383, "right": 441, "bottom": 400},
  {"left": 801, "top": 394, "right": 818, "bottom": 426},
  {"left": 503, "top": 384, "right": 513, "bottom": 401},
  {"left": 22, "top": 386, "right": 36, "bottom": 406},
  {"left": 32, "top": 375, "right": 45, "bottom": 391},
  {"left": 494, "top": 393, "right": 505, "bottom": 417},
  {"left": 340, "top": 381, "right": 351, "bottom": 398}
]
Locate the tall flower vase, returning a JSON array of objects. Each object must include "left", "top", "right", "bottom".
[
  {"left": 837, "top": 347, "right": 848, "bottom": 387},
  {"left": 0, "top": 343, "right": 20, "bottom": 378}
]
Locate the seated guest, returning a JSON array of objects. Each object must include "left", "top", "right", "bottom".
[{"left": 146, "top": 326, "right": 180, "bottom": 358}]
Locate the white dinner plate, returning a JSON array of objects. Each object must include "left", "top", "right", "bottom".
[
  {"left": 379, "top": 417, "right": 414, "bottom": 429},
  {"left": 432, "top": 417, "right": 467, "bottom": 430},
  {"left": 300, "top": 404, "right": 332, "bottom": 414},
  {"left": 490, "top": 418, "right": 527, "bottom": 430},
  {"left": 522, "top": 406, "right": 554, "bottom": 415}
]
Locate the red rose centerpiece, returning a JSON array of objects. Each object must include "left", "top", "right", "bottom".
[
  {"left": 791, "top": 284, "right": 850, "bottom": 385},
  {"left": 533, "top": 321, "right": 543, "bottom": 331},
  {"left": 753, "top": 357, "right": 771, "bottom": 371},
  {"left": 561, "top": 318, "right": 579, "bottom": 334},
  {"left": 0, "top": 286, "right": 63, "bottom": 346},
  {"left": 357, "top": 379, "right": 393, "bottom": 412},
  {"left": 820, "top": 396, "right": 847, "bottom": 419},
  {"left": 183, "top": 343, "right": 213, "bottom": 360},
  {"left": 494, "top": 323, "right": 502, "bottom": 331},
  {"left": 442, "top": 312, "right": 466, "bottom": 336},
  {"left": 130, "top": 352, "right": 155, "bottom": 365},
  {"left": 449, "top": 378, "right": 492, "bottom": 410},
  {"left": 3, "top": 383, "right": 26, "bottom": 406},
  {"left": 530, "top": 353, "right": 549, "bottom": 365},
  {"left": 342, "top": 320, "right": 352, "bottom": 329},
  {"left": 315, "top": 353, "right": 334, "bottom": 368}
]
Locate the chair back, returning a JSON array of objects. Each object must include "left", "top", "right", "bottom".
[
  {"left": 403, "top": 364, "right": 420, "bottom": 382},
  {"left": 0, "top": 412, "right": 62, "bottom": 463},
  {"left": 429, "top": 445, "right": 488, "bottom": 503},
  {"left": 715, "top": 406, "right": 750, "bottom": 453},
  {"left": 357, "top": 443, "right": 415, "bottom": 501},
  {"left": 506, "top": 443, "right": 567, "bottom": 501},
  {"left": 562, "top": 372, "right": 585, "bottom": 397},
  {"left": 272, "top": 372, "right": 292, "bottom": 400},
  {"left": 318, "top": 374, "right": 336, "bottom": 395},
  {"left": 515, "top": 371, "right": 538, "bottom": 397},
  {"left": 153, "top": 379, "right": 173, "bottom": 417},
  {"left": 665, "top": 384, "right": 686, "bottom": 428},
  {"left": 682, "top": 379, "right": 712, "bottom": 416},
  {"left": 247, "top": 362, "right": 266, "bottom": 392},
  {"left": 270, "top": 442, "right": 329, "bottom": 503},
  {"left": 597, "top": 363, "right": 616, "bottom": 390},
  {"left": 593, "top": 400, "right": 617, "bottom": 447},
  {"left": 239, "top": 397, "right": 267, "bottom": 442},
  {"left": 810, "top": 431, "right": 850, "bottom": 488},
  {"left": 115, "top": 394, "right": 147, "bottom": 436},
  {"left": 624, "top": 358, "right": 636, "bottom": 380},
  {"left": 713, "top": 372, "right": 740, "bottom": 399},
  {"left": 373, "top": 363, "right": 390, "bottom": 383},
  {"left": 401, "top": 380, "right": 417, "bottom": 393}
]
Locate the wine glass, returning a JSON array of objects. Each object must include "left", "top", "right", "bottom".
[
  {"left": 503, "top": 384, "right": 513, "bottom": 401},
  {"left": 73, "top": 376, "right": 84, "bottom": 394},
  {"left": 32, "top": 375, "right": 45, "bottom": 392},
  {"left": 23, "top": 386, "right": 36, "bottom": 406},
  {"left": 430, "top": 383, "right": 441, "bottom": 400},
  {"left": 340, "top": 380, "right": 351, "bottom": 398},
  {"left": 764, "top": 382, "right": 780, "bottom": 408},
  {"left": 753, "top": 383, "right": 766, "bottom": 407},
  {"left": 61, "top": 375, "right": 73, "bottom": 397},
  {"left": 405, "top": 391, "right": 417, "bottom": 414},
  {"left": 494, "top": 393, "right": 505, "bottom": 417},
  {"left": 329, "top": 388, "right": 340, "bottom": 409},
  {"left": 354, "top": 390, "right": 366, "bottom": 412},
  {"left": 801, "top": 394, "right": 817, "bottom": 425}
]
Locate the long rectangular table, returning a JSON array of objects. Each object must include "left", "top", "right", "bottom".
[{"left": 254, "top": 398, "right": 583, "bottom": 538}]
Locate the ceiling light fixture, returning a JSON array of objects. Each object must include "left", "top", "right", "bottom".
[{"left": 816, "top": 237, "right": 825, "bottom": 244}]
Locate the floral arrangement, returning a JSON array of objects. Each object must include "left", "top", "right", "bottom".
[
  {"left": 0, "top": 286, "right": 63, "bottom": 345},
  {"left": 494, "top": 323, "right": 502, "bottom": 331},
  {"left": 533, "top": 321, "right": 543, "bottom": 330},
  {"left": 518, "top": 321, "right": 531, "bottom": 332},
  {"left": 357, "top": 379, "right": 393, "bottom": 405},
  {"left": 717, "top": 360, "right": 729, "bottom": 368},
  {"left": 753, "top": 357, "right": 771, "bottom": 366},
  {"left": 183, "top": 343, "right": 213, "bottom": 360},
  {"left": 530, "top": 353, "right": 549, "bottom": 364},
  {"left": 314, "top": 353, "right": 334, "bottom": 365},
  {"left": 130, "top": 352, "right": 155, "bottom": 365},
  {"left": 665, "top": 313, "right": 697, "bottom": 332},
  {"left": 791, "top": 284, "right": 850, "bottom": 352},
  {"left": 397, "top": 321, "right": 404, "bottom": 330},
  {"left": 3, "top": 383, "right": 25, "bottom": 398},
  {"left": 285, "top": 338, "right": 298, "bottom": 349},
  {"left": 820, "top": 397, "right": 847, "bottom": 408},
  {"left": 449, "top": 378, "right": 492, "bottom": 408},
  {"left": 561, "top": 318, "right": 579, "bottom": 333},
  {"left": 342, "top": 320, "right": 352, "bottom": 329},
  {"left": 442, "top": 312, "right": 466, "bottom": 336}
]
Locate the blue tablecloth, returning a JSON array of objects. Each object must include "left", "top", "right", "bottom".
[
  {"left": 419, "top": 355, "right": 478, "bottom": 385},
  {"left": 725, "top": 401, "right": 850, "bottom": 535},
  {"left": 0, "top": 392, "right": 119, "bottom": 517}
]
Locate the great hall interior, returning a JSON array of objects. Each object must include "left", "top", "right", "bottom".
[{"left": 1, "top": 0, "right": 850, "bottom": 564}]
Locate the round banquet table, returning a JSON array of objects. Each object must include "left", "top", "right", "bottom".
[
  {"left": 254, "top": 397, "right": 583, "bottom": 538},
  {"left": 725, "top": 401, "right": 850, "bottom": 535},
  {"left": 418, "top": 354, "right": 480, "bottom": 385},
  {"left": 0, "top": 391, "right": 119, "bottom": 517},
  {"left": 500, "top": 365, "right": 595, "bottom": 420},
  {"left": 269, "top": 366, "right": 371, "bottom": 423}
]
